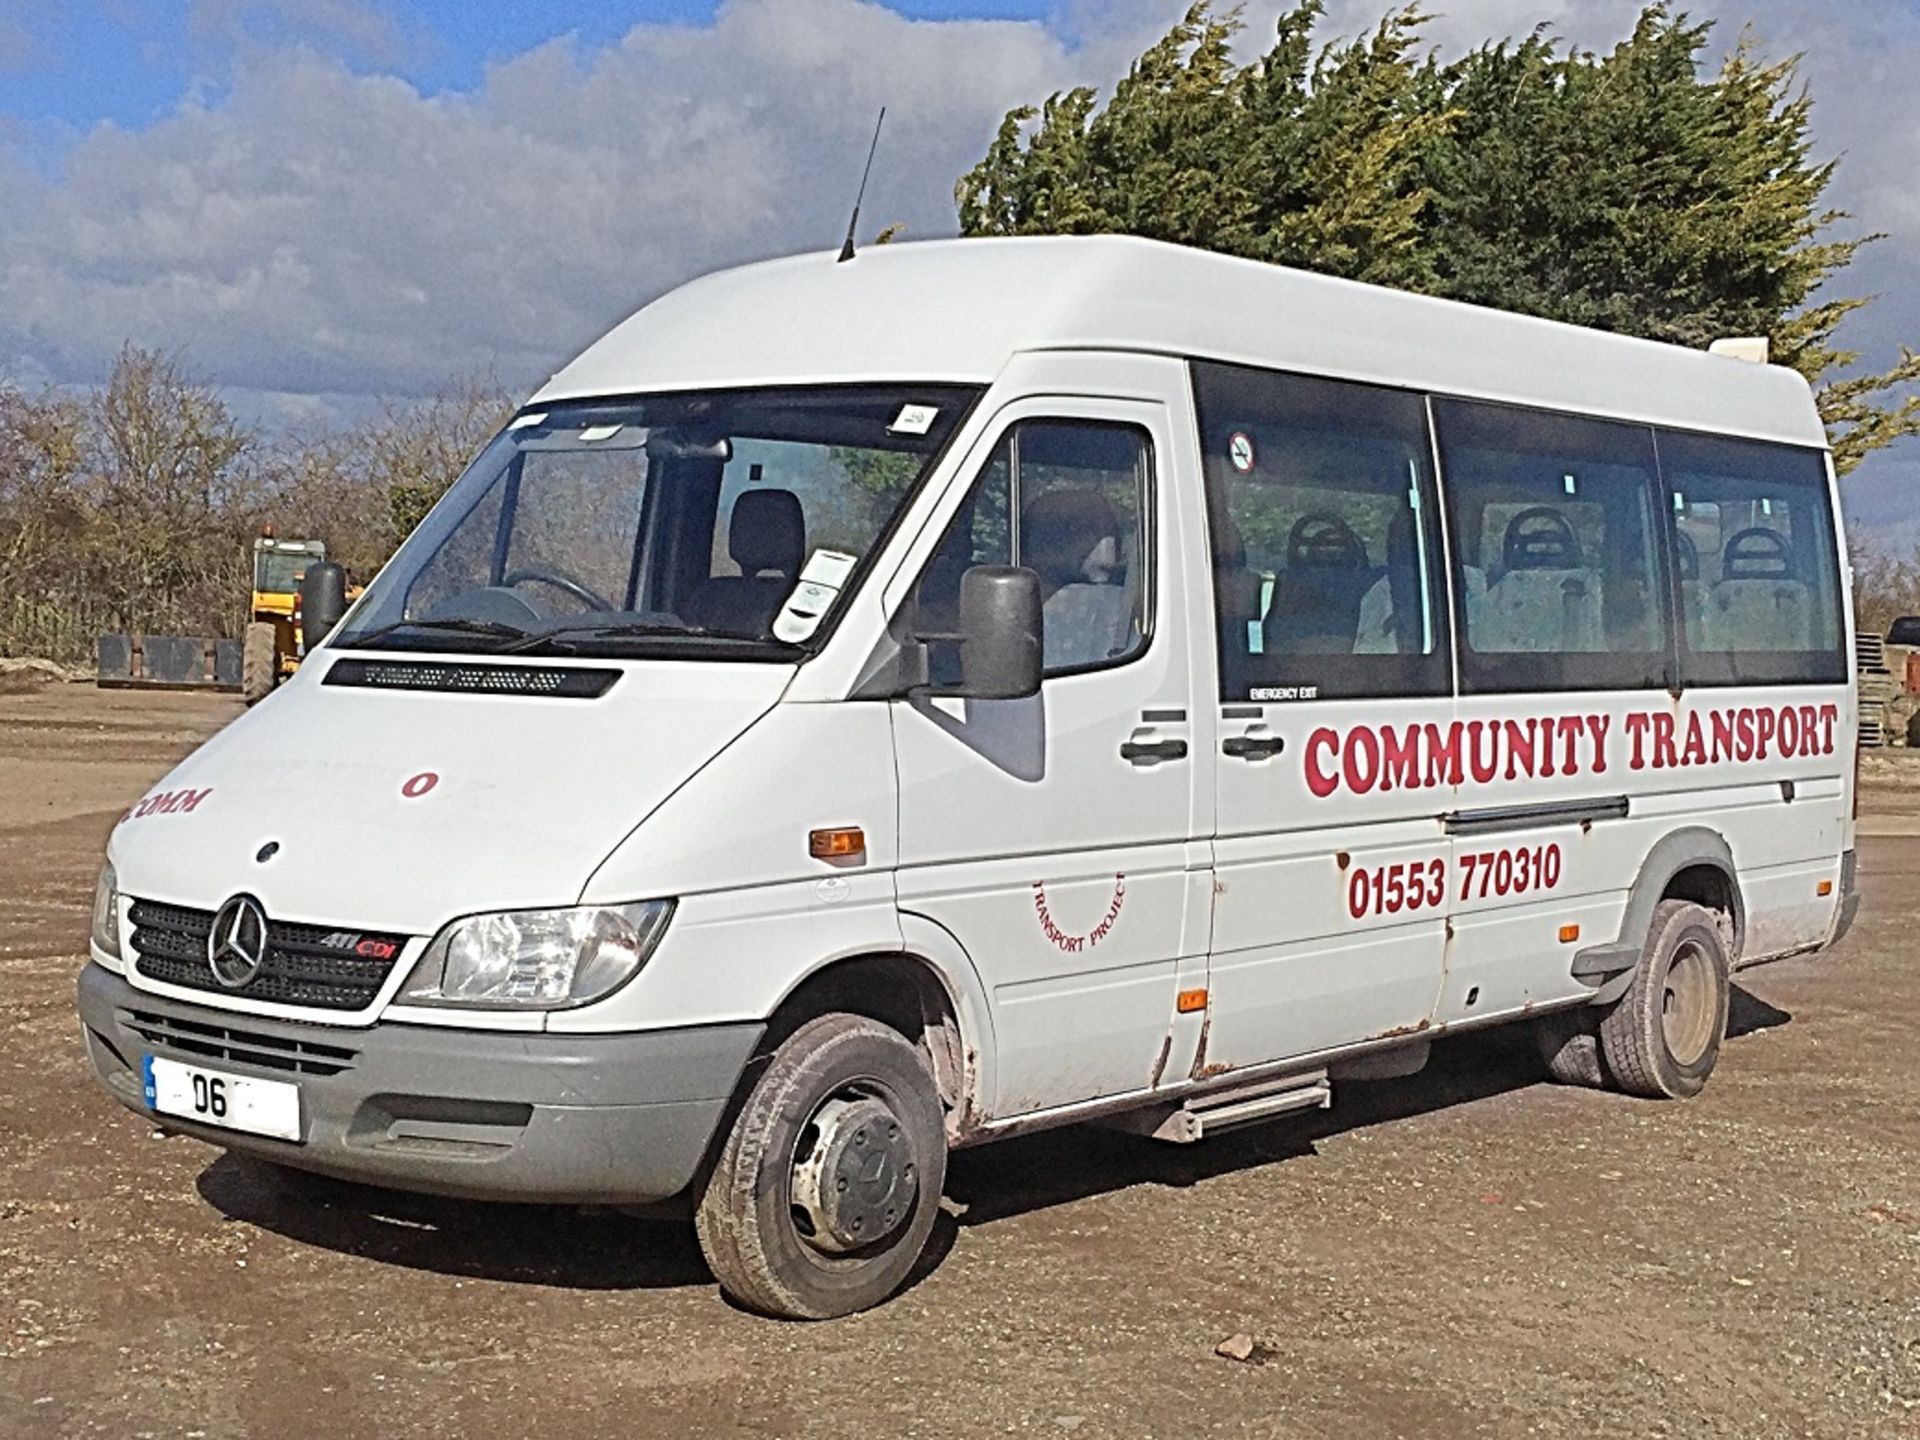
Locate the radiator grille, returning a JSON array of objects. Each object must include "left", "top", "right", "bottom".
[{"left": 130, "top": 900, "right": 408, "bottom": 1012}]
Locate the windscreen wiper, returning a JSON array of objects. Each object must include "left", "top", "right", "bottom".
[
  {"left": 501, "top": 620, "right": 799, "bottom": 654},
  {"left": 338, "top": 616, "right": 532, "bottom": 650}
]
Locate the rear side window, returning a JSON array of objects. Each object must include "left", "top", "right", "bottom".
[
  {"left": 1434, "top": 400, "right": 1669, "bottom": 694},
  {"left": 1659, "top": 431, "right": 1844, "bottom": 685},
  {"left": 1192, "top": 362, "right": 1449, "bottom": 702}
]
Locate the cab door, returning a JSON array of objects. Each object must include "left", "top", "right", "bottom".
[
  {"left": 889, "top": 386, "right": 1210, "bottom": 1118},
  {"left": 1194, "top": 364, "right": 1454, "bottom": 1071}
]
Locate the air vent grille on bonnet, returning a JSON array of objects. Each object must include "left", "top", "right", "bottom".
[{"left": 323, "top": 658, "right": 620, "bottom": 698}]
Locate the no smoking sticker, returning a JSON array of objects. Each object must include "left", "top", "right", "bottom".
[{"left": 1228, "top": 431, "right": 1256, "bottom": 473}]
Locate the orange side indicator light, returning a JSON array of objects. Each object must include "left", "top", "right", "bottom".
[
  {"left": 1177, "top": 987, "right": 1209, "bottom": 1014},
  {"left": 1817, "top": 879, "right": 1834, "bottom": 897},
  {"left": 1558, "top": 924, "right": 1581, "bottom": 944},
  {"left": 808, "top": 826, "right": 866, "bottom": 860}
]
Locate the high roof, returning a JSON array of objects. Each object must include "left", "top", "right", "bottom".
[{"left": 532, "top": 235, "right": 1826, "bottom": 450}]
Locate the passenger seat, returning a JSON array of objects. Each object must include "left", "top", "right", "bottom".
[
  {"left": 1022, "top": 489, "right": 1135, "bottom": 669},
  {"left": 685, "top": 489, "right": 806, "bottom": 637}
]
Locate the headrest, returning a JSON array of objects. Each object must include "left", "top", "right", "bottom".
[
  {"left": 1022, "top": 488, "right": 1120, "bottom": 588},
  {"left": 730, "top": 489, "right": 805, "bottom": 576}
]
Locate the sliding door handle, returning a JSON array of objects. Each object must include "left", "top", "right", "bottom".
[
  {"left": 1222, "top": 733, "right": 1286, "bottom": 760},
  {"left": 1120, "top": 737, "right": 1189, "bottom": 763}
]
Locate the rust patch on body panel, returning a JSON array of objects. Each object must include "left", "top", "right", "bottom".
[{"left": 1149, "top": 1034, "right": 1172, "bottom": 1090}]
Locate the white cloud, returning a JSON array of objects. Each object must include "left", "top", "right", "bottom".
[{"left": 1, "top": 0, "right": 1917, "bottom": 495}]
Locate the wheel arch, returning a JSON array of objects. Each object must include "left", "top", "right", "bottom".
[
  {"left": 761, "top": 916, "right": 995, "bottom": 1139},
  {"left": 1573, "top": 826, "right": 1745, "bottom": 1003}
]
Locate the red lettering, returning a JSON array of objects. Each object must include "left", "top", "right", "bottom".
[
  {"left": 1467, "top": 721, "right": 1499, "bottom": 784},
  {"left": 1304, "top": 729, "right": 1340, "bottom": 799},
  {"left": 1755, "top": 707, "right": 1777, "bottom": 760},
  {"left": 1735, "top": 709, "right": 1756, "bottom": 761},
  {"left": 1502, "top": 719, "right": 1537, "bottom": 781},
  {"left": 1779, "top": 704, "right": 1802, "bottom": 756},
  {"left": 1380, "top": 726, "right": 1421, "bottom": 793},
  {"left": 1797, "top": 705, "right": 1819, "bottom": 758},
  {"left": 1625, "top": 712, "right": 1650, "bottom": 771},
  {"left": 1680, "top": 711, "right": 1708, "bottom": 768},
  {"left": 1345, "top": 726, "right": 1382, "bottom": 795},
  {"left": 1650, "top": 712, "right": 1679, "bottom": 770},
  {"left": 1556, "top": 715, "right": 1583, "bottom": 775},
  {"left": 1819, "top": 703, "right": 1838, "bottom": 754},
  {"left": 1424, "top": 723, "right": 1463, "bottom": 788},
  {"left": 1710, "top": 710, "right": 1735, "bottom": 764}
]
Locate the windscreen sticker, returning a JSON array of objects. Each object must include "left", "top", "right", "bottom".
[
  {"left": 773, "top": 551, "right": 860, "bottom": 644},
  {"left": 508, "top": 412, "right": 547, "bottom": 430},
  {"left": 577, "top": 424, "right": 623, "bottom": 443},
  {"left": 888, "top": 404, "right": 939, "bottom": 436},
  {"left": 1228, "top": 431, "right": 1256, "bottom": 473}
]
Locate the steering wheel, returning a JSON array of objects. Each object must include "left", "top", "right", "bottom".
[
  {"left": 1722, "top": 526, "right": 1793, "bottom": 580},
  {"left": 501, "top": 565, "right": 615, "bottom": 614},
  {"left": 1502, "top": 506, "right": 1583, "bottom": 571},
  {"left": 1286, "top": 512, "right": 1367, "bottom": 570}
]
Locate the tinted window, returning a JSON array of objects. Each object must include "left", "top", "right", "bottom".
[
  {"left": 1192, "top": 362, "right": 1449, "bottom": 702},
  {"left": 1434, "top": 400, "right": 1669, "bottom": 693},
  {"left": 917, "top": 420, "right": 1152, "bottom": 679},
  {"left": 1659, "top": 431, "right": 1844, "bottom": 685}
]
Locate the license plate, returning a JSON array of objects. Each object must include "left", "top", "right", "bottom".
[{"left": 143, "top": 1055, "right": 301, "bottom": 1142}]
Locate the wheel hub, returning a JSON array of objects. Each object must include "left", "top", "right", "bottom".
[{"left": 790, "top": 1093, "right": 918, "bottom": 1253}]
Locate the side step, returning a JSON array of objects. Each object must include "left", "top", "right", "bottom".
[{"left": 1102, "top": 1070, "right": 1332, "bottom": 1145}]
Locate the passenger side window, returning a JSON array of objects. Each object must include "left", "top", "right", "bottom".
[
  {"left": 1434, "top": 400, "right": 1669, "bottom": 693},
  {"left": 916, "top": 420, "right": 1152, "bottom": 679},
  {"left": 1658, "top": 431, "right": 1844, "bottom": 685},
  {"left": 1191, "top": 362, "right": 1449, "bottom": 702}
]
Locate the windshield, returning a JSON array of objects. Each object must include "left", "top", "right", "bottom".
[
  {"left": 256, "top": 549, "right": 321, "bottom": 593},
  {"left": 334, "top": 385, "right": 980, "bottom": 658}
]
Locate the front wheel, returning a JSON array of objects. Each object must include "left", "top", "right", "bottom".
[
  {"left": 695, "top": 1013, "right": 948, "bottom": 1319},
  {"left": 241, "top": 622, "right": 277, "bottom": 705}
]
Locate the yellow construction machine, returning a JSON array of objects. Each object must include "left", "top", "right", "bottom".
[{"left": 243, "top": 534, "right": 332, "bottom": 703}]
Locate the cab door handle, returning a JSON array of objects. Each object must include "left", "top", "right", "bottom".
[
  {"left": 1222, "top": 733, "right": 1286, "bottom": 760},
  {"left": 1120, "top": 736, "right": 1189, "bottom": 764}
]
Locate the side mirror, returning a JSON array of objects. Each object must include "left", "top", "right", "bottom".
[
  {"left": 299, "top": 561, "right": 348, "bottom": 650},
  {"left": 954, "top": 564, "right": 1043, "bottom": 699},
  {"left": 1887, "top": 615, "right": 1920, "bottom": 648}
]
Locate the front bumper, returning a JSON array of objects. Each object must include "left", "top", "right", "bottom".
[{"left": 77, "top": 963, "right": 762, "bottom": 1204}]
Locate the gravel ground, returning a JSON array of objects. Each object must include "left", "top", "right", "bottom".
[{"left": 2, "top": 684, "right": 1916, "bottom": 1439}]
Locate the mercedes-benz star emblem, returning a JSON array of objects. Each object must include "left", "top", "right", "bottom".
[{"left": 208, "top": 895, "right": 269, "bottom": 989}]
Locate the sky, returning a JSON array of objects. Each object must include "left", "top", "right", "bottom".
[{"left": 1, "top": 0, "right": 1917, "bottom": 536}]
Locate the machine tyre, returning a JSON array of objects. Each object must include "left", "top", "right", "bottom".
[
  {"left": 1599, "top": 900, "right": 1730, "bottom": 1100},
  {"left": 695, "top": 1013, "right": 946, "bottom": 1320},
  {"left": 241, "top": 622, "right": 278, "bottom": 705},
  {"left": 1534, "top": 1008, "right": 1608, "bottom": 1088}
]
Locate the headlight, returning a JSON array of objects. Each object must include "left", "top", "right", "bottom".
[
  {"left": 91, "top": 862, "right": 121, "bottom": 961},
  {"left": 398, "top": 901, "right": 674, "bottom": 1010}
]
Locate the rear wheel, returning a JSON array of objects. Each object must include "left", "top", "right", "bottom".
[
  {"left": 1599, "top": 900, "right": 1730, "bottom": 1099},
  {"left": 695, "top": 1013, "right": 947, "bottom": 1319},
  {"left": 241, "top": 622, "right": 277, "bottom": 705}
]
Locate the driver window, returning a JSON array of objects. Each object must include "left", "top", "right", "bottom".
[
  {"left": 915, "top": 419, "right": 1153, "bottom": 681},
  {"left": 1433, "top": 399, "right": 1668, "bottom": 694}
]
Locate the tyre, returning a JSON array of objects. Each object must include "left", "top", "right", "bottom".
[
  {"left": 695, "top": 1013, "right": 947, "bottom": 1320},
  {"left": 241, "top": 622, "right": 278, "bottom": 705},
  {"left": 1534, "top": 1007, "right": 1607, "bottom": 1088},
  {"left": 1599, "top": 900, "right": 1731, "bottom": 1099}
]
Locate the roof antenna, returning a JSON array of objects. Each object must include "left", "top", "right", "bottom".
[{"left": 837, "top": 106, "right": 887, "bottom": 263}]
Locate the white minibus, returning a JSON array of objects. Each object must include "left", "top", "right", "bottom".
[{"left": 78, "top": 237, "right": 1859, "bottom": 1318}]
